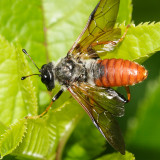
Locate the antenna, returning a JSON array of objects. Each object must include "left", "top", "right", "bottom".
[
  {"left": 21, "top": 49, "right": 41, "bottom": 81},
  {"left": 22, "top": 49, "right": 40, "bottom": 71},
  {"left": 21, "top": 74, "right": 41, "bottom": 80}
]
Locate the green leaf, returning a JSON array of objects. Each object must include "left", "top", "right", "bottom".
[
  {"left": 96, "top": 151, "right": 135, "bottom": 160},
  {"left": 13, "top": 119, "right": 50, "bottom": 160},
  {"left": 0, "top": 119, "right": 27, "bottom": 159},
  {"left": 43, "top": 0, "right": 98, "bottom": 61},
  {"left": 0, "top": 36, "right": 38, "bottom": 126},
  {"left": 17, "top": 47, "right": 38, "bottom": 117},
  {"left": 45, "top": 98, "right": 84, "bottom": 160},
  {"left": 126, "top": 75, "right": 160, "bottom": 154},
  {"left": 117, "top": 0, "right": 132, "bottom": 24},
  {"left": 3, "top": 97, "right": 84, "bottom": 160},
  {"left": 104, "top": 23, "right": 160, "bottom": 63},
  {"left": 0, "top": 0, "right": 46, "bottom": 68},
  {"left": 0, "top": 122, "right": 7, "bottom": 136}
]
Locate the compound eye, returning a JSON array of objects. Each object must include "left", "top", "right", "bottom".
[{"left": 41, "top": 73, "right": 50, "bottom": 84}]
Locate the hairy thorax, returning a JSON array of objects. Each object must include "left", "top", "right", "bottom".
[
  {"left": 55, "top": 57, "right": 86, "bottom": 86},
  {"left": 54, "top": 57, "right": 98, "bottom": 87}
]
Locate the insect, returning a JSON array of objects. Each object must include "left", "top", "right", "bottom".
[{"left": 21, "top": 0, "right": 148, "bottom": 155}]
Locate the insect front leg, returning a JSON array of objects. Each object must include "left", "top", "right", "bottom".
[{"left": 25, "top": 89, "right": 64, "bottom": 119}]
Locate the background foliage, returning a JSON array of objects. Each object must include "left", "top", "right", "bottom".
[{"left": 0, "top": 0, "right": 160, "bottom": 159}]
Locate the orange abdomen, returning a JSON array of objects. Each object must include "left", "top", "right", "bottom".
[{"left": 94, "top": 59, "right": 148, "bottom": 87}]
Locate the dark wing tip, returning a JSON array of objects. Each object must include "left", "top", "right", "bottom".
[
  {"left": 121, "top": 149, "right": 126, "bottom": 155},
  {"left": 109, "top": 132, "right": 125, "bottom": 155},
  {"left": 96, "top": 111, "right": 126, "bottom": 155},
  {"left": 117, "top": 142, "right": 125, "bottom": 155}
]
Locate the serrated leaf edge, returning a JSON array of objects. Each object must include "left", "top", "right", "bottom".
[{"left": 0, "top": 119, "right": 27, "bottom": 159}]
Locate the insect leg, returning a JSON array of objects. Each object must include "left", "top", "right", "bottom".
[
  {"left": 25, "top": 89, "right": 64, "bottom": 119},
  {"left": 125, "top": 86, "right": 131, "bottom": 102},
  {"left": 118, "top": 24, "right": 130, "bottom": 43},
  {"left": 37, "top": 88, "right": 64, "bottom": 117}
]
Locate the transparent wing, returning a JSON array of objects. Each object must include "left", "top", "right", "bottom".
[
  {"left": 78, "top": 83, "right": 127, "bottom": 117},
  {"left": 68, "top": 82, "right": 126, "bottom": 154},
  {"left": 68, "top": 0, "right": 121, "bottom": 59}
]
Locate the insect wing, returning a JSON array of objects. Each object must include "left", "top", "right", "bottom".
[
  {"left": 78, "top": 83, "right": 127, "bottom": 117},
  {"left": 68, "top": 0, "right": 121, "bottom": 59},
  {"left": 68, "top": 83, "right": 126, "bottom": 154}
]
